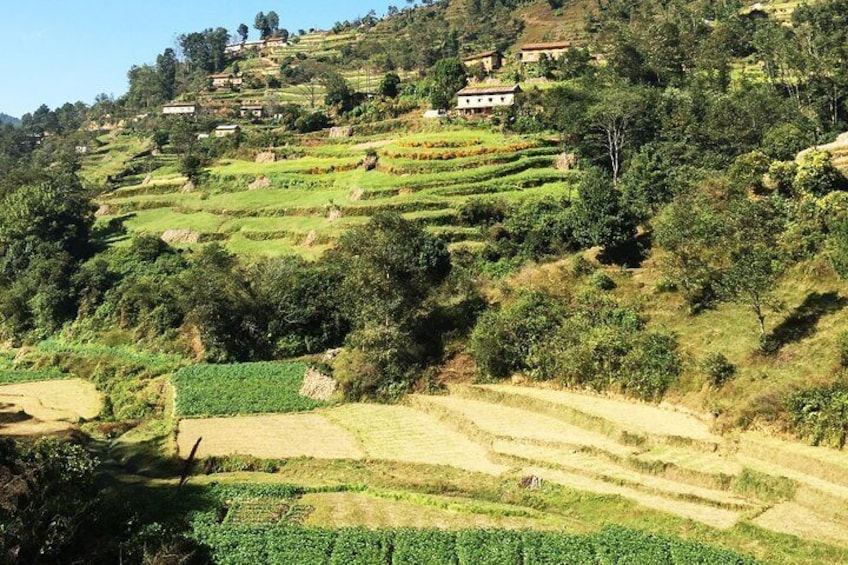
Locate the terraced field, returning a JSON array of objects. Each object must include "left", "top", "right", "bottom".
[
  {"left": 176, "top": 382, "right": 848, "bottom": 552},
  {"left": 96, "top": 129, "right": 573, "bottom": 257},
  {"left": 0, "top": 378, "right": 103, "bottom": 436}
]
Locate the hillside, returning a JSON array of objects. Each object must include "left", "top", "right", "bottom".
[{"left": 3, "top": 0, "right": 848, "bottom": 563}]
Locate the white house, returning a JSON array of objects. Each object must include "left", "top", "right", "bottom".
[
  {"left": 162, "top": 103, "right": 199, "bottom": 116},
  {"left": 214, "top": 125, "right": 241, "bottom": 138},
  {"left": 240, "top": 104, "right": 264, "bottom": 118},
  {"left": 520, "top": 41, "right": 572, "bottom": 64},
  {"left": 210, "top": 73, "right": 244, "bottom": 89},
  {"left": 456, "top": 85, "right": 521, "bottom": 115}
]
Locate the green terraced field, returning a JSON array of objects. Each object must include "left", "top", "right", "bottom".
[{"left": 94, "top": 128, "right": 577, "bottom": 258}]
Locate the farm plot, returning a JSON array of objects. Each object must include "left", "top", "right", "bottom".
[
  {"left": 326, "top": 404, "right": 508, "bottom": 475},
  {"left": 300, "top": 491, "right": 563, "bottom": 531},
  {"left": 479, "top": 384, "right": 721, "bottom": 444},
  {"left": 172, "top": 362, "right": 320, "bottom": 417},
  {"left": 177, "top": 413, "right": 364, "bottom": 460},
  {"left": 0, "top": 379, "right": 102, "bottom": 436},
  {"left": 175, "top": 384, "right": 848, "bottom": 544}
]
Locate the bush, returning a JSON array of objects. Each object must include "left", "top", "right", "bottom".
[
  {"left": 789, "top": 381, "right": 848, "bottom": 448},
  {"left": 590, "top": 271, "right": 616, "bottom": 291},
  {"left": 469, "top": 292, "right": 568, "bottom": 379},
  {"left": 702, "top": 352, "right": 736, "bottom": 387},
  {"left": 571, "top": 255, "right": 595, "bottom": 277}
]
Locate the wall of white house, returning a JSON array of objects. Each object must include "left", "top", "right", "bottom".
[{"left": 457, "top": 93, "right": 516, "bottom": 110}]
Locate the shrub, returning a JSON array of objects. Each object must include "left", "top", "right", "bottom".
[
  {"left": 469, "top": 292, "right": 568, "bottom": 379},
  {"left": 788, "top": 381, "right": 848, "bottom": 448},
  {"left": 571, "top": 255, "right": 595, "bottom": 277},
  {"left": 590, "top": 271, "right": 616, "bottom": 291},
  {"left": 701, "top": 352, "right": 736, "bottom": 387},
  {"left": 457, "top": 198, "right": 507, "bottom": 227}
]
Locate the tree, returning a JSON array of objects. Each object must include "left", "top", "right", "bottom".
[
  {"left": 267, "top": 11, "right": 280, "bottom": 35},
  {"left": 156, "top": 48, "right": 178, "bottom": 100},
  {"left": 237, "top": 23, "right": 249, "bottom": 42},
  {"left": 379, "top": 72, "right": 401, "bottom": 98},
  {"left": 587, "top": 86, "right": 650, "bottom": 182},
  {"left": 332, "top": 213, "right": 451, "bottom": 399},
  {"left": 254, "top": 11, "right": 280, "bottom": 40},
  {"left": 180, "top": 153, "right": 207, "bottom": 185},
  {"left": 570, "top": 168, "right": 637, "bottom": 250},
  {"left": 0, "top": 439, "right": 99, "bottom": 563},
  {"left": 179, "top": 28, "right": 230, "bottom": 73},
  {"left": 429, "top": 57, "right": 467, "bottom": 110},
  {"left": 322, "top": 71, "right": 355, "bottom": 112}
]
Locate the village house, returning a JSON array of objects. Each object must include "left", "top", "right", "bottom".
[
  {"left": 520, "top": 41, "right": 572, "bottom": 64},
  {"left": 264, "top": 36, "right": 287, "bottom": 48},
  {"left": 240, "top": 104, "right": 264, "bottom": 119},
  {"left": 455, "top": 85, "right": 521, "bottom": 115},
  {"left": 225, "top": 37, "right": 287, "bottom": 56},
  {"left": 214, "top": 125, "right": 241, "bottom": 138},
  {"left": 210, "top": 73, "right": 244, "bottom": 89},
  {"left": 162, "top": 102, "right": 199, "bottom": 116},
  {"left": 462, "top": 50, "right": 502, "bottom": 73}
]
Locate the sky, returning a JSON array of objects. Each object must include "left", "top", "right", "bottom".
[{"left": 0, "top": 0, "right": 397, "bottom": 118}]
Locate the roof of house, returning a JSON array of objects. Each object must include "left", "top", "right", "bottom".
[
  {"left": 462, "top": 50, "right": 500, "bottom": 61},
  {"left": 163, "top": 102, "right": 198, "bottom": 107},
  {"left": 210, "top": 73, "right": 235, "bottom": 78},
  {"left": 241, "top": 104, "right": 264, "bottom": 110},
  {"left": 521, "top": 41, "right": 572, "bottom": 51},
  {"left": 456, "top": 85, "right": 521, "bottom": 96},
  {"left": 216, "top": 124, "right": 240, "bottom": 130}
]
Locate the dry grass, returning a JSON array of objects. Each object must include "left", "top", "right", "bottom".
[
  {"left": 327, "top": 404, "right": 508, "bottom": 476},
  {"left": 177, "top": 413, "right": 364, "bottom": 460},
  {"left": 741, "top": 432, "right": 848, "bottom": 488},
  {"left": 496, "top": 441, "right": 752, "bottom": 510},
  {"left": 637, "top": 445, "right": 744, "bottom": 477},
  {"left": 482, "top": 385, "right": 720, "bottom": 443},
  {"left": 524, "top": 465, "right": 741, "bottom": 530},
  {"left": 417, "top": 394, "right": 635, "bottom": 457},
  {"left": 754, "top": 503, "right": 848, "bottom": 548}
]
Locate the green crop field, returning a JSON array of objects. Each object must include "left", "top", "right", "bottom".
[
  {"left": 187, "top": 483, "right": 761, "bottom": 565},
  {"left": 172, "top": 361, "right": 321, "bottom": 417}
]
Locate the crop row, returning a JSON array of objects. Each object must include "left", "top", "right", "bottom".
[{"left": 191, "top": 524, "right": 760, "bottom": 565}]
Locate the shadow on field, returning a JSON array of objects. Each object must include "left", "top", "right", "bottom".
[{"left": 765, "top": 291, "right": 847, "bottom": 353}]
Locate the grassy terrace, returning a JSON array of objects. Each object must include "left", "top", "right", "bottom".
[{"left": 95, "top": 128, "right": 574, "bottom": 258}]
